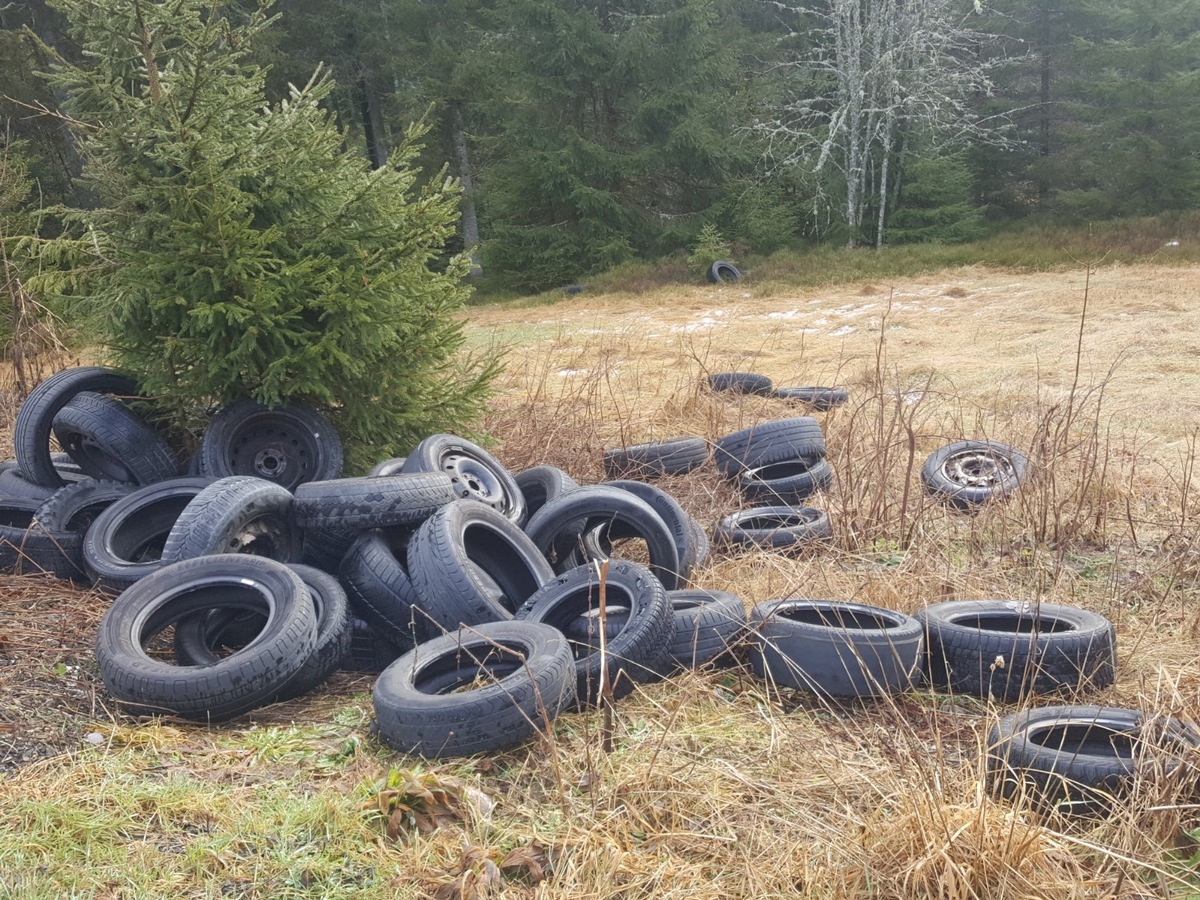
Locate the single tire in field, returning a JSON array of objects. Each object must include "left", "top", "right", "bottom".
[
  {"left": 707, "top": 371, "right": 771, "bottom": 395},
  {"left": 406, "top": 500, "right": 553, "bottom": 633},
  {"left": 707, "top": 261, "right": 742, "bottom": 284},
  {"left": 749, "top": 598, "right": 923, "bottom": 698},
  {"left": 94, "top": 555, "right": 317, "bottom": 721},
  {"left": 987, "top": 705, "right": 1200, "bottom": 815},
  {"left": 772, "top": 386, "right": 849, "bottom": 411},
  {"left": 373, "top": 621, "right": 576, "bottom": 758},
  {"left": 293, "top": 472, "right": 456, "bottom": 530},
  {"left": 713, "top": 506, "right": 832, "bottom": 555},
  {"left": 401, "top": 434, "right": 525, "bottom": 524},
  {"left": 82, "top": 477, "right": 216, "bottom": 594},
  {"left": 197, "top": 399, "right": 343, "bottom": 491},
  {"left": 917, "top": 599, "right": 1116, "bottom": 702},
  {"left": 524, "top": 485, "right": 682, "bottom": 590},
  {"left": 602, "top": 437, "right": 709, "bottom": 479},
  {"left": 14, "top": 366, "right": 141, "bottom": 489},
  {"left": 515, "top": 561, "right": 673, "bottom": 705},
  {"left": 51, "top": 392, "right": 179, "bottom": 485},
  {"left": 174, "top": 563, "right": 351, "bottom": 700},
  {"left": 714, "top": 417, "right": 826, "bottom": 477},
  {"left": 514, "top": 465, "right": 579, "bottom": 519},
  {"left": 921, "top": 440, "right": 1029, "bottom": 510},
  {"left": 738, "top": 456, "right": 835, "bottom": 505},
  {"left": 339, "top": 527, "right": 430, "bottom": 650},
  {"left": 161, "top": 476, "right": 302, "bottom": 564}
]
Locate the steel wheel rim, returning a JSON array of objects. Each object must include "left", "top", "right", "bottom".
[{"left": 939, "top": 448, "right": 1016, "bottom": 489}]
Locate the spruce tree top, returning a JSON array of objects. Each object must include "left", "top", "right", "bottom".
[{"left": 35, "top": 0, "right": 494, "bottom": 469}]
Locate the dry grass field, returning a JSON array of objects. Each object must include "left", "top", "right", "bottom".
[{"left": 2, "top": 262, "right": 1200, "bottom": 898}]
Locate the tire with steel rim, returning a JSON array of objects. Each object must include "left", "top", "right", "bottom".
[
  {"left": 916, "top": 599, "right": 1116, "bottom": 701},
  {"left": 748, "top": 598, "right": 923, "bottom": 698},
  {"left": 987, "top": 705, "right": 1200, "bottom": 815},
  {"left": 401, "top": 433, "right": 525, "bottom": 524},
  {"left": 198, "top": 399, "right": 343, "bottom": 491},
  {"left": 373, "top": 621, "right": 576, "bottom": 757},
  {"left": 161, "top": 476, "right": 302, "bottom": 564},
  {"left": 921, "top": 440, "right": 1029, "bottom": 509}
]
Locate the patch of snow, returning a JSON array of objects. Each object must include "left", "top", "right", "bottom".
[{"left": 830, "top": 325, "right": 855, "bottom": 337}]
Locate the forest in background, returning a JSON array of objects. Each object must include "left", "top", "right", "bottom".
[{"left": 2, "top": 0, "right": 1198, "bottom": 292}]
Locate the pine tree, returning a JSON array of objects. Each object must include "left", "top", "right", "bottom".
[{"left": 30, "top": 0, "right": 496, "bottom": 469}]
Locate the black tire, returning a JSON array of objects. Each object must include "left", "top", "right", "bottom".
[
  {"left": 688, "top": 515, "right": 711, "bottom": 570},
  {"left": 515, "top": 465, "right": 579, "bottom": 519},
  {"left": 0, "top": 463, "right": 86, "bottom": 501},
  {"left": 293, "top": 472, "right": 456, "bottom": 530},
  {"left": 713, "top": 506, "right": 832, "bottom": 554},
  {"left": 51, "top": 392, "right": 179, "bottom": 485},
  {"left": 917, "top": 599, "right": 1116, "bottom": 702},
  {"left": 82, "top": 476, "right": 216, "bottom": 594},
  {"left": 31, "top": 480, "right": 138, "bottom": 582},
  {"left": 514, "top": 561, "right": 673, "bottom": 706},
  {"left": 772, "top": 386, "right": 849, "bottom": 411},
  {"left": 406, "top": 500, "right": 553, "bottom": 633},
  {"left": 589, "top": 480, "right": 700, "bottom": 582},
  {"left": 161, "top": 476, "right": 302, "bottom": 564},
  {"left": 341, "top": 617, "right": 406, "bottom": 673},
  {"left": 174, "top": 563, "right": 351, "bottom": 700},
  {"left": 401, "top": 434, "right": 525, "bottom": 524},
  {"left": 714, "top": 417, "right": 826, "bottom": 477},
  {"left": 373, "top": 620, "right": 576, "bottom": 758},
  {"left": 987, "top": 705, "right": 1200, "bottom": 815},
  {"left": 94, "top": 555, "right": 317, "bottom": 721},
  {"left": 367, "top": 457, "right": 408, "bottom": 477},
  {"left": 737, "top": 457, "right": 835, "bottom": 505},
  {"left": 707, "top": 371, "right": 771, "bottom": 395},
  {"left": 0, "top": 497, "right": 70, "bottom": 575},
  {"left": 300, "top": 523, "right": 357, "bottom": 574},
  {"left": 14, "top": 366, "right": 141, "bottom": 489},
  {"left": 198, "top": 399, "right": 343, "bottom": 491},
  {"left": 602, "top": 437, "right": 709, "bottom": 479},
  {"left": 665, "top": 589, "right": 748, "bottom": 671},
  {"left": 524, "top": 485, "right": 682, "bottom": 590},
  {"left": 748, "top": 598, "right": 923, "bottom": 698},
  {"left": 707, "top": 261, "right": 742, "bottom": 284},
  {"left": 569, "top": 587, "right": 747, "bottom": 673},
  {"left": 921, "top": 440, "right": 1029, "bottom": 510},
  {"left": 339, "top": 527, "right": 430, "bottom": 650}
]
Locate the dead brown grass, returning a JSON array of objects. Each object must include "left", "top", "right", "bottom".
[{"left": 1, "top": 263, "right": 1200, "bottom": 898}]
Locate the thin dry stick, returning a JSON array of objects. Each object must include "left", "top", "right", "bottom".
[{"left": 595, "top": 558, "right": 615, "bottom": 755}]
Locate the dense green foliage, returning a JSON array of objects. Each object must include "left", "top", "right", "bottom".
[
  {"left": 25, "top": 0, "right": 494, "bottom": 467},
  {"left": 3, "top": 0, "right": 1199, "bottom": 293}
]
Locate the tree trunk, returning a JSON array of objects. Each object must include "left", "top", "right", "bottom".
[
  {"left": 452, "top": 101, "right": 483, "bottom": 279},
  {"left": 355, "top": 73, "right": 386, "bottom": 170}
]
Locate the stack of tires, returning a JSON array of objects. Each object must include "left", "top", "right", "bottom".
[{"left": 711, "top": 417, "right": 833, "bottom": 554}]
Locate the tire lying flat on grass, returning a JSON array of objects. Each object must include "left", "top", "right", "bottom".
[
  {"left": 373, "top": 621, "right": 576, "bottom": 758},
  {"left": 921, "top": 440, "right": 1029, "bottom": 509},
  {"left": 714, "top": 417, "right": 826, "bottom": 477},
  {"left": 917, "top": 599, "right": 1116, "bottom": 702},
  {"left": 749, "top": 598, "right": 923, "bottom": 698},
  {"left": 713, "top": 506, "right": 832, "bottom": 555},
  {"left": 987, "top": 705, "right": 1200, "bottom": 815},
  {"left": 95, "top": 555, "right": 317, "bottom": 721}
]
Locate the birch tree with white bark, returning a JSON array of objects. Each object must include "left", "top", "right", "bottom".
[{"left": 756, "top": 0, "right": 1011, "bottom": 247}]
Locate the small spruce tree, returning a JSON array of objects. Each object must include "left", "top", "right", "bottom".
[{"left": 31, "top": 0, "right": 496, "bottom": 469}]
